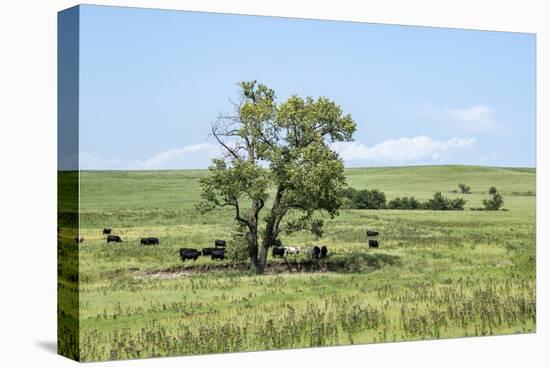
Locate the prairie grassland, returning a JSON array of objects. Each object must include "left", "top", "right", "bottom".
[{"left": 66, "top": 166, "right": 535, "bottom": 361}]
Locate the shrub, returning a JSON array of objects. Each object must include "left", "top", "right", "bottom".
[
  {"left": 448, "top": 197, "right": 466, "bottom": 210},
  {"left": 458, "top": 183, "right": 471, "bottom": 194},
  {"left": 339, "top": 187, "right": 386, "bottom": 209},
  {"left": 426, "top": 192, "right": 449, "bottom": 210},
  {"left": 387, "top": 196, "right": 421, "bottom": 210},
  {"left": 425, "top": 192, "right": 465, "bottom": 210},
  {"left": 483, "top": 193, "right": 504, "bottom": 210},
  {"left": 339, "top": 197, "right": 354, "bottom": 209},
  {"left": 340, "top": 187, "right": 356, "bottom": 200},
  {"left": 489, "top": 186, "right": 497, "bottom": 195},
  {"left": 354, "top": 189, "right": 386, "bottom": 209},
  {"left": 227, "top": 225, "right": 250, "bottom": 263}
]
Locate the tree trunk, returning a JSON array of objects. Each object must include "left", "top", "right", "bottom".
[
  {"left": 248, "top": 228, "right": 259, "bottom": 270},
  {"left": 257, "top": 221, "right": 276, "bottom": 274},
  {"left": 256, "top": 186, "right": 284, "bottom": 274},
  {"left": 257, "top": 239, "right": 269, "bottom": 274},
  {"left": 248, "top": 198, "right": 260, "bottom": 270},
  {"left": 245, "top": 120, "right": 261, "bottom": 271}
]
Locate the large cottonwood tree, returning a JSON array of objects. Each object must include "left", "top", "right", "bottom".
[{"left": 197, "top": 81, "right": 356, "bottom": 273}]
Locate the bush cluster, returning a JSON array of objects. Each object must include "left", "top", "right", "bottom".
[
  {"left": 340, "top": 187, "right": 386, "bottom": 209},
  {"left": 389, "top": 192, "right": 465, "bottom": 210},
  {"left": 340, "top": 188, "right": 465, "bottom": 211},
  {"left": 387, "top": 196, "right": 421, "bottom": 210}
]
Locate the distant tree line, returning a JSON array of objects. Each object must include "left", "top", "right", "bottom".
[
  {"left": 339, "top": 188, "right": 465, "bottom": 210},
  {"left": 340, "top": 185, "right": 505, "bottom": 211}
]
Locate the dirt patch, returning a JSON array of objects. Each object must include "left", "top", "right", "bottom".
[
  {"left": 131, "top": 253, "right": 400, "bottom": 280},
  {"left": 132, "top": 263, "right": 251, "bottom": 279},
  {"left": 132, "top": 260, "right": 334, "bottom": 279}
]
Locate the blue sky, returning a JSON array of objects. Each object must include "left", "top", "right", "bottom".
[{"left": 76, "top": 5, "right": 536, "bottom": 169}]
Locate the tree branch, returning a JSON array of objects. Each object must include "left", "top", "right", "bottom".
[
  {"left": 234, "top": 199, "right": 251, "bottom": 229},
  {"left": 212, "top": 126, "right": 241, "bottom": 161},
  {"left": 256, "top": 198, "right": 265, "bottom": 214}
]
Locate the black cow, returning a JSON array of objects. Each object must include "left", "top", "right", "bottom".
[
  {"left": 214, "top": 239, "right": 226, "bottom": 247},
  {"left": 103, "top": 228, "right": 112, "bottom": 235},
  {"left": 320, "top": 246, "right": 328, "bottom": 258},
  {"left": 368, "top": 240, "right": 379, "bottom": 248},
  {"left": 272, "top": 246, "right": 285, "bottom": 258},
  {"left": 211, "top": 248, "right": 225, "bottom": 260},
  {"left": 312, "top": 246, "right": 321, "bottom": 258},
  {"left": 271, "top": 239, "right": 283, "bottom": 247},
  {"left": 140, "top": 237, "right": 160, "bottom": 245},
  {"left": 201, "top": 247, "right": 217, "bottom": 256},
  {"left": 107, "top": 235, "right": 122, "bottom": 243},
  {"left": 179, "top": 248, "right": 201, "bottom": 261},
  {"left": 366, "top": 230, "right": 379, "bottom": 237},
  {"left": 306, "top": 246, "right": 321, "bottom": 258}
]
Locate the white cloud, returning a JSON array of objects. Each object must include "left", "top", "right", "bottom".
[
  {"left": 331, "top": 136, "right": 475, "bottom": 166},
  {"left": 81, "top": 137, "right": 475, "bottom": 170},
  {"left": 128, "top": 143, "right": 219, "bottom": 170},
  {"left": 423, "top": 104, "right": 497, "bottom": 132},
  {"left": 80, "top": 152, "right": 123, "bottom": 170}
]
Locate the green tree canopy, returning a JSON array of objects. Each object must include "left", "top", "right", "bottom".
[{"left": 197, "top": 81, "right": 357, "bottom": 273}]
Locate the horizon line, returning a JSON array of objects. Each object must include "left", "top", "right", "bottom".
[{"left": 68, "top": 163, "right": 537, "bottom": 172}]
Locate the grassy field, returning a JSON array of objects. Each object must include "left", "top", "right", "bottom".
[{"left": 63, "top": 165, "right": 535, "bottom": 361}]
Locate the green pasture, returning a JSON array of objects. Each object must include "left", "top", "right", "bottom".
[{"left": 62, "top": 165, "right": 535, "bottom": 361}]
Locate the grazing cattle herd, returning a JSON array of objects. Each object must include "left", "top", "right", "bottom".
[
  {"left": 178, "top": 244, "right": 226, "bottom": 261},
  {"left": 83, "top": 227, "right": 382, "bottom": 263}
]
